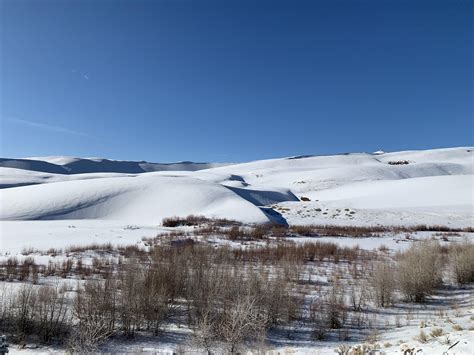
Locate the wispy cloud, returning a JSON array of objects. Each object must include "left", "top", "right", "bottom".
[
  {"left": 72, "top": 69, "right": 90, "bottom": 81},
  {"left": 5, "top": 117, "right": 95, "bottom": 138}
]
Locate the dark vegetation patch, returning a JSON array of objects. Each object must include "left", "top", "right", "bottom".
[
  {"left": 387, "top": 160, "right": 410, "bottom": 165},
  {"left": 162, "top": 215, "right": 238, "bottom": 227}
]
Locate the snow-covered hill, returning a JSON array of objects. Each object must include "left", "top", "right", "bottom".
[
  {"left": 0, "top": 147, "right": 472, "bottom": 227},
  {"left": 0, "top": 156, "right": 228, "bottom": 175}
]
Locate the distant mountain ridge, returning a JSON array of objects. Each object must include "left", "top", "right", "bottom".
[{"left": 0, "top": 157, "right": 228, "bottom": 174}]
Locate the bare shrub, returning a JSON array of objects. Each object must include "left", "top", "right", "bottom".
[
  {"left": 65, "top": 243, "right": 114, "bottom": 254},
  {"left": 349, "top": 281, "right": 369, "bottom": 312},
  {"left": 371, "top": 260, "right": 395, "bottom": 307},
  {"left": 60, "top": 258, "right": 73, "bottom": 278},
  {"left": 226, "top": 225, "right": 269, "bottom": 241},
  {"left": 430, "top": 328, "right": 443, "bottom": 337},
  {"left": 19, "top": 257, "right": 35, "bottom": 281},
  {"left": 162, "top": 215, "right": 236, "bottom": 227},
  {"left": 117, "top": 261, "right": 142, "bottom": 337},
  {"left": 139, "top": 251, "right": 184, "bottom": 335},
  {"left": 35, "top": 285, "right": 69, "bottom": 343},
  {"left": 6, "top": 257, "right": 18, "bottom": 281},
  {"left": 450, "top": 240, "right": 474, "bottom": 285},
  {"left": 416, "top": 329, "right": 429, "bottom": 343},
  {"left": 309, "top": 298, "right": 327, "bottom": 340},
  {"left": 71, "top": 278, "right": 118, "bottom": 351},
  {"left": 324, "top": 281, "right": 347, "bottom": 329},
  {"left": 0, "top": 284, "right": 14, "bottom": 333},
  {"left": 218, "top": 294, "right": 268, "bottom": 353},
  {"left": 12, "top": 284, "right": 37, "bottom": 340},
  {"left": 396, "top": 241, "right": 442, "bottom": 302}
]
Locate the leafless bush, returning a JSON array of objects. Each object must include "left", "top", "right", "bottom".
[
  {"left": 0, "top": 284, "right": 14, "bottom": 333},
  {"left": 218, "top": 293, "right": 268, "bottom": 353},
  {"left": 18, "top": 257, "right": 35, "bottom": 282},
  {"left": 117, "top": 261, "right": 142, "bottom": 337},
  {"left": 60, "top": 258, "right": 74, "bottom": 278},
  {"left": 139, "top": 253, "right": 183, "bottom": 335},
  {"left": 309, "top": 299, "right": 327, "bottom": 340},
  {"left": 324, "top": 281, "right": 347, "bottom": 329},
  {"left": 35, "top": 284, "right": 69, "bottom": 343},
  {"left": 396, "top": 241, "right": 442, "bottom": 302},
  {"left": 371, "top": 260, "right": 395, "bottom": 307},
  {"left": 226, "top": 225, "right": 269, "bottom": 241},
  {"left": 71, "top": 277, "right": 118, "bottom": 352},
  {"left": 162, "top": 215, "right": 237, "bottom": 227},
  {"left": 65, "top": 243, "right": 114, "bottom": 254},
  {"left": 6, "top": 257, "right": 18, "bottom": 281},
  {"left": 188, "top": 268, "right": 271, "bottom": 353},
  {"left": 349, "top": 281, "right": 369, "bottom": 312},
  {"left": 20, "top": 247, "right": 38, "bottom": 256},
  {"left": 450, "top": 240, "right": 474, "bottom": 285},
  {"left": 46, "top": 248, "right": 62, "bottom": 257},
  {"left": 11, "top": 284, "right": 37, "bottom": 340}
]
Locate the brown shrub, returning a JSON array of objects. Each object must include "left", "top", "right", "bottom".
[
  {"left": 396, "top": 241, "right": 443, "bottom": 302},
  {"left": 162, "top": 215, "right": 237, "bottom": 228},
  {"left": 450, "top": 240, "right": 474, "bottom": 285}
]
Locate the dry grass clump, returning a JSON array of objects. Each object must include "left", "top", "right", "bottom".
[
  {"left": 430, "top": 328, "right": 443, "bottom": 337},
  {"left": 415, "top": 329, "right": 429, "bottom": 343}
]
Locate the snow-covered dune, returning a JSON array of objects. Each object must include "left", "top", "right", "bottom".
[
  {"left": 0, "top": 147, "right": 472, "bottom": 228},
  {"left": 0, "top": 175, "right": 275, "bottom": 224}
]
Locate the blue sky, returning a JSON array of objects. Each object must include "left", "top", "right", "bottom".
[{"left": 1, "top": 0, "right": 472, "bottom": 162}]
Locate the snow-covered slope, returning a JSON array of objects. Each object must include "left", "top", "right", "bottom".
[
  {"left": 0, "top": 174, "right": 287, "bottom": 224},
  {"left": 0, "top": 147, "right": 472, "bottom": 227}
]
